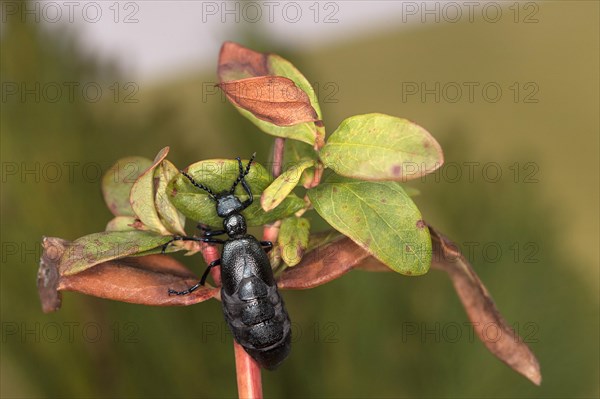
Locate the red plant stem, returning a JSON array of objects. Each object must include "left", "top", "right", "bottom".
[
  {"left": 263, "top": 221, "right": 281, "bottom": 243},
  {"left": 229, "top": 131, "right": 321, "bottom": 398},
  {"left": 263, "top": 136, "right": 285, "bottom": 247},
  {"left": 200, "top": 243, "right": 262, "bottom": 398},
  {"left": 308, "top": 161, "right": 324, "bottom": 188},
  {"left": 271, "top": 137, "right": 285, "bottom": 178},
  {"left": 234, "top": 340, "right": 263, "bottom": 399}
]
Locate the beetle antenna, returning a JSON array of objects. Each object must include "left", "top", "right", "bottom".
[
  {"left": 181, "top": 170, "right": 216, "bottom": 200},
  {"left": 230, "top": 152, "right": 256, "bottom": 194}
]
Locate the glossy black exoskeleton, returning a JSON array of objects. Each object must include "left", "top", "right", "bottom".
[{"left": 165, "top": 154, "right": 291, "bottom": 370}]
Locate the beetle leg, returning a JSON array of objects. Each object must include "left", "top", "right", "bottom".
[
  {"left": 201, "top": 237, "right": 226, "bottom": 244},
  {"left": 203, "top": 230, "right": 227, "bottom": 238},
  {"left": 200, "top": 259, "right": 221, "bottom": 285},
  {"left": 161, "top": 242, "right": 169, "bottom": 254},
  {"left": 168, "top": 284, "right": 201, "bottom": 296},
  {"left": 167, "top": 259, "right": 221, "bottom": 296},
  {"left": 260, "top": 240, "right": 273, "bottom": 253},
  {"left": 197, "top": 223, "right": 226, "bottom": 238},
  {"left": 160, "top": 236, "right": 189, "bottom": 253}
]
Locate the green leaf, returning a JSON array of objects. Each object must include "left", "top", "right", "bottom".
[
  {"left": 278, "top": 217, "right": 310, "bottom": 266},
  {"left": 320, "top": 113, "right": 444, "bottom": 181},
  {"left": 307, "top": 172, "right": 431, "bottom": 275},
  {"left": 102, "top": 156, "right": 152, "bottom": 216},
  {"left": 261, "top": 159, "right": 314, "bottom": 212},
  {"left": 154, "top": 159, "right": 186, "bottom": 236},
  {"left": 168, "top": 159, "right": 304, "bottom": 227},
  {"left": 60, "top": 231, "right": 173, "bottom": 276},
  {"left": 129, "top": 147, "right": 170, "bottom": 235}
]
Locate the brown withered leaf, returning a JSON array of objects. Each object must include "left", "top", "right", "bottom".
[
  {"left": 278, "top": 236, "right": 371, "bottom": 290},
  {"left": 427, "top": 226, "right": 542, "bottom": 385},
  {"left": 218, "top": 41, "right": 269, "bottom": 81},
  {"left": 217, "top": 41, "right": 324, "bottom": 146},
  {"left": 217, "top": 77, "right": 319, "bottom": 127},
  {"left": 353, "top": 227, "right": 541, "bottom": 385},
  {"left": 38, "top": 237, "right": 218, "bottom": 313}
]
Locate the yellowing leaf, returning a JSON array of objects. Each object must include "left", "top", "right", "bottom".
[
  {"left": 261, "top": 159, "right": 314, "bottom": 211},
  {"left": 278, "top": 217, "right": 310, "bottom": 267},
  {"left": 59, "top": 231, "right": 173, "bottom": 276},
  {"left": 129, "top": 147, "right": 170, "bottom": 235},
  {"left": 102, "top": 156, "right": 152, "bottom": 217},
  {"left": 105, "top": 216, "right": 138, "bottom": 232},
  {"left": 320, "top": 114, "right": 443, "bottom": 181},
  {"left": 154, "top": 159, "right": 186, "bottom": 236}
]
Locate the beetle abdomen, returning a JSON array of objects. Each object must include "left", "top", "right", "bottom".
[{"left": 222, "top": 276, "right": 291, "bottom": 370}]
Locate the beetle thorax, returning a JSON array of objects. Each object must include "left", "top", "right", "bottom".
[{"left": 224, "top": 213, "right": 247, "bottom": 238}]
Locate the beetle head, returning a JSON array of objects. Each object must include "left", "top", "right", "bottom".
[{"left": 216, "top": 193, "right": 244, "bottom": 218}]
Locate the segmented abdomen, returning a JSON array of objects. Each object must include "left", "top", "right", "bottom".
[{"left": 221, "top": 276, "right": 291, "bottom": 370}]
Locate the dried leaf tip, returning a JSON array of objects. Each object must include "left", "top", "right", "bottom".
[
  {"left": 428, "top": 226, "right": 542, "bottom": 386},
  {"left": 37, "top": 237, "right": 65, "bottom": 313}
]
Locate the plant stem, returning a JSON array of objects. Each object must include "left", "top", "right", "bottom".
[
  {"left": 200, "top": 243, "right": 262, "bottom": 398},
  {"left": 307, "top": 161, "right": 324, "bottom": 188},
  {"left": 271, "top": 137, "right": 285, "bottom": 178},
  {"left": 263, "top": 136, "right": 285, "bottom": 250},
  {"left": 234, "top": 340, "right": 263, "bottom": 399}
]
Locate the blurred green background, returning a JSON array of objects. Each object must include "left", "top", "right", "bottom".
[{"left": 1, "top": 1, "right": 598, "bottom": 398}]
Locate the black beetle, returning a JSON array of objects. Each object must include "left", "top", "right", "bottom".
[{"left": 164, "top": 154, "right": 291, "bottom": 370}]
